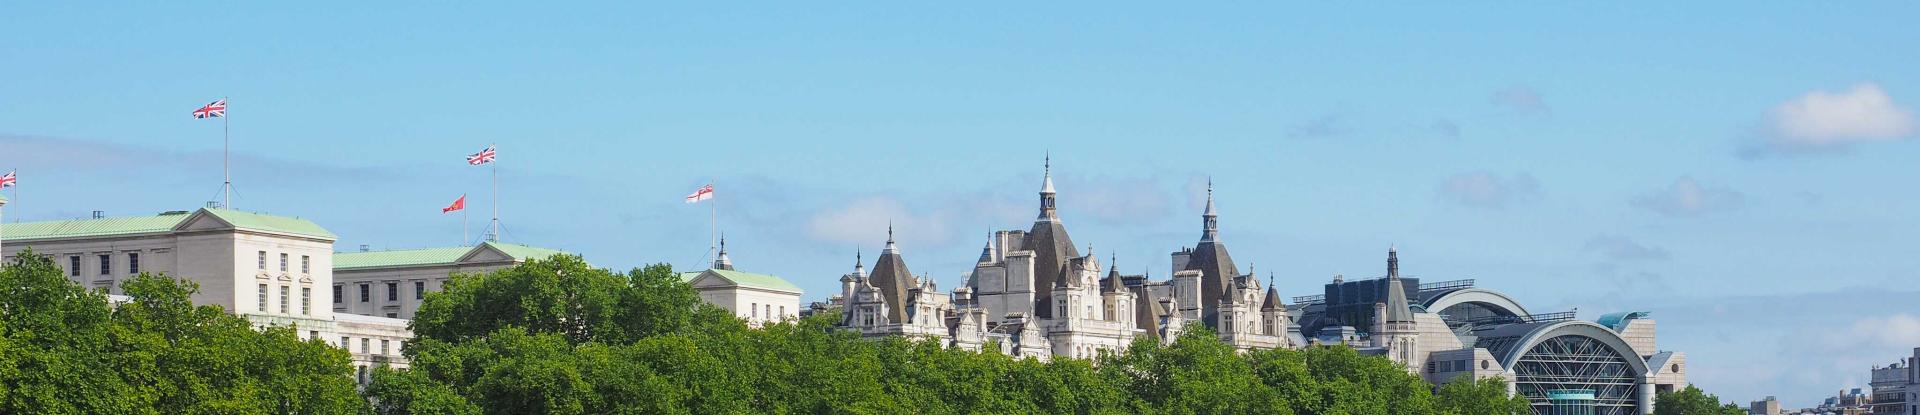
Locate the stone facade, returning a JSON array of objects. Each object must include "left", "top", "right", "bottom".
[{"left": 0, "top": 208, "right": 413, "bottom": 382}]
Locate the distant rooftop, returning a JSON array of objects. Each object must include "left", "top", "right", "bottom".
[
  {"left": 680, "top": 268, "right": 802, "bottom": 293},
  {"left": 334, "top": 241, "right": 568, "bottom": 270},
  {"left": 0, "top": 208, "right": 335, "bottom": 241}
]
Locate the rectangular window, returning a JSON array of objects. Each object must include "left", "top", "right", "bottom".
[
  {"left": 779, "top": 306, "right": 785, "bottom": 318},
  {"left": 301, "top": 287, "right": 311, "bottom": 315},
  {"left": 359, "top": 284, "right": 370, "bottom": 302},
  {"left": 340, "top": 336, "right": 350, "bottom": 349},
  {"left": 360, "top": 338, "right": 369, "bottom": 354},
  {"left": 128, "top": 253, "right": 140, "bottom": 274},
  {"left": 279, "top": 253, "right": 288, "bottom": 272},
  {"left": 309, "top": 330, "right": 319, "bottom": 340},
  {"left": 279, "top": 285, "right": 289, "bottom": 314},
  {"left": 386, "top": 282, "right": 398, "bottom": 301},
  {"left": 415, "top": 281, "right": 426, "bottom": 300},
  {"left": 99, "top": 254, "right": 111, "bottom": 275},
  {"left": 333, "top": 285, "right": 342, "bottom": 304},
  {"left": 258, "top": 251, "right": 267, "bottom": 270},
  {"left": 386, "top": 312, "right": 397, "bottom": 318},
  {"left": 257, "top": 284, "right": 268, "bottom": 312},
  {"left": 751, "top": 303, "right": 758, "bottom": 318},
  {"left": 381, "top": 339, "right": 390, "bottom": 355},
  {"left": 69, "top": 256, "right": 81, "bottom": 276},
  {"left": 301, "top": 255, "right": 310, "bottom": 274}
]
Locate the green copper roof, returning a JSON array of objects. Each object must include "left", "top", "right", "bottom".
[
  {"left": 334, "top": 242, "right": 568, "bottom": 270},
  {"left": 1, "top": 211, "right": 191, "bottom": 240},
  {"left": 680, "top": 269, "right": 802, "bottom": 293},
  {"left": 0, "top": 208, "right": 335, "bottom": 241},
  {"left": 203, "top": 208, "right": 336, "bottom": 239}
]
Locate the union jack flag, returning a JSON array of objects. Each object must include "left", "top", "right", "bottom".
[
  {"left": 193, "top": 99, "right": 226, "bottom": 119},
  {"left": 467, "top": 145, "right": 496, "bottom": 166},
  {"left": 0, "top": 170, "right": 14, "bottom": 188}
]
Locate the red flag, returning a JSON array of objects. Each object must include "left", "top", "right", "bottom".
[{"left": 442, "top": 195, "right": 466, "bottom": 213}]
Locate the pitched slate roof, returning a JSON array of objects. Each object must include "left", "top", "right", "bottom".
[
  {"left": 1, "top": 208, "right": 334, "bottom": 241},
  {"left": 867, "top": 249, "right": 915, "bottom": 321},
  {"left": 1261, "top": 287, "right": 1284, "bottom": 312},
  {"left": 1024, "top": 219, "right": 1078, "bottom": 317},
  {"left": 678, "top": 269, "right": 803, "bottom": 294},
  {"left": 333, "top": 242, "right": 567, "bottom": 270}
]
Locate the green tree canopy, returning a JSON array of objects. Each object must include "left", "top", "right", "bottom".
[
  {"left": 0, "top": 249, "right": 364, "bottom": 414},
  {"left": 376, "top": 256, "right": 1552, "bottom": 415},
  {"left": 1654, "top": 385, "right": 1746, "bottom": 415}
]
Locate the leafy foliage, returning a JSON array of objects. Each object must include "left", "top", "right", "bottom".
[
  {"left": 1654, "top": 385, "right": 1746, "bottom": 415},
  {"left": 377, "top": 255, "right": 1541, "bottom": 415},
  {"left": 0, "top": 249, "right": 364, "bottom": 414}
]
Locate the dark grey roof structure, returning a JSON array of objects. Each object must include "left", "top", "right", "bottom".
[
  {"left": 1383, "top": 247, "right": 1415, "bottom": 325},
  {"left": 1186, "top": 180, "right": 1240, "bottom": 323},
  {"left": 869, "top": 225, "right": 916, "bottom": 321},
  {"left": 1025, "top": 156, "right": 1080, "bottom": 317}
]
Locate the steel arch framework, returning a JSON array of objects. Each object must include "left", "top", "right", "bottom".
[{"left": 1511, "top": 334, "right": 1642, "bottom": 415}]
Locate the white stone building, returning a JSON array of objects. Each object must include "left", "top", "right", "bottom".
[
  {"left": 678, "top": 239, "right": 803, "bottom": 326},
  {"left": 0, "top": 207, "right": 413, "bottom": 383},
  {"left": 332, "top": 241, "right": 567, "bottom": 320}
]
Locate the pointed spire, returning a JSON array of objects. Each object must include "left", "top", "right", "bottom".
[
  {"left": 713, "top": 233, "right": 733, "bottom": 270},
  {"left": 978, "top": 231, "right": 995, "bottom": 264},
  {"left": 1382, "top": 246, "right": 1414, "bottom": 325},
  {"left": 1200, "top": 177, "right": 1220, "bottom": 242},
  {"left": 1037, "top": 154, "right": 1058, "bottom": 221},
  {"left": 883, "top": 221, "right": 898, "bottom": 254},
  {"left": 1387, "top": 245, "right": 1399, "bottom": 280}
]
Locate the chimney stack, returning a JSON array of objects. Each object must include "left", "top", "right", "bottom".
[
  {"left": 92, "top": 210, "right": 105, "bottom": 219},
  {"left": 359, "top": 244, "right": 370, "bottom": 252}
]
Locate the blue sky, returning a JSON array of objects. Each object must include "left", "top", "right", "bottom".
[{"left": 4, "top": 2, "right": 1918, "bottom": 407}]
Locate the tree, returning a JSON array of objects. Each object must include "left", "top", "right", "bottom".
[
  {"left": 0, "top": 249, "right": 365, "bottom": 414},
  {"left": 1434, "top": 376, "right": 1531, "bottom": 415},
  {"left": 410, "top": 257, "right": 737, "bottom": 346},
  {"left": 1654, "top": 385, "right": 1745, "bottom": 415}
]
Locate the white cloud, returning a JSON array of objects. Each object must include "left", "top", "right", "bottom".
[
  {"left": 1632, "top": 177, "right": 1744, "bottom": 217},
  {"left": 1583, "top": 235, "right": 1671, "bottom": 261},
  {"left": 1437, "top": 171, "right": 1542, "bottom": 209},
  {"left": 1763, "top": 83, "right": 1915, "bottom": 150},
  {"left": 805, "top": 196, "right": 955, "bottom": 251},
  {"left": 1491, "top": 86, "right": 1550, "bottom": 113}
]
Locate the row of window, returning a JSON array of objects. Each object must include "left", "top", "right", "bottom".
[
  {"left": 748, "top": 302, "right": 787, "bottom": 320},
  {"left": 331, "top": 281, "right": 429, "bottom": 304},
  {"left": 257, "top": 250, "right": 311, "bottom": 274},
  {"left": 64, "top": 252, "right": 143, "bottom": 278},
  {"left": 257, "top": 283, "right": 314, "bottom": 316},
  {"left": 340, "top": 336, "right": 394, "bottom": 356}
]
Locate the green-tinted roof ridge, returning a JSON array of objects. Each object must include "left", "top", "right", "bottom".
[
  {"left": 200, "top": 208, "right": 337, "bottom": 240},
  {"left": 683, "top": 268, "right": 802, "bottom": 293}
]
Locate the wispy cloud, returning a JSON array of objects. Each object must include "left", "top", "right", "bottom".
[
  {"left": 1632, "top": 176, "right": 1744, "bottom": 217},
  {"left": 1744, "top": 83, "right": 1915, "bottom": 156},
  {"left": 1287, "top": 114, "right": 1347, "bottom": 139},
  {"left": 1583, "top": 235, "right": 1671, "bottom": 261},
  {"left": 1491, "top": 86, "right": 1550, "bottom": 114},
  {"left": 1437, "top": 171, "right": 1542, "bottom": 209}
]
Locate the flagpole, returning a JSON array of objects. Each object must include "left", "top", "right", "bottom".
[
  {"left": 702, "top": 179, "right": 710, "bottom": 257},
  {"left": 463, "top": 195, "right": 470, "bottom": 246},
  {"left": 489, "top": 144, "right": 499, "bottom": 242},
  {"left": 221, "top": 96, "right": 231, "bottom": 209}
]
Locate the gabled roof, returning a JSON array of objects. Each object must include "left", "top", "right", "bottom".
[
  {"left": 193, "top": 208, "right": 337, "bottom": 239},
  {"left": 334, "top": 242, "right": 567, "bottom": 270},
  {"left": 0, "top": 208, "right": 334, "bottom": 241},
  {"left": 678, "top": 269, "right": 802, "bottom": 294}
]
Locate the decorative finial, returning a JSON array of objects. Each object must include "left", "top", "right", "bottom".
[{"left": 887, "top": 221, "right": 894, "bottom": 242}]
